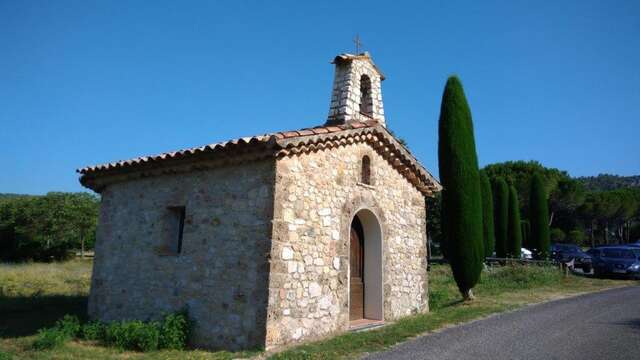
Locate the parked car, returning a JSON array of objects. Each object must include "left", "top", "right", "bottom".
[
  {"left": 521, "top": 248, "right": 533, "bottom": 260},
  {"left": 587, "top": 246, "right": 640, "bottom": 279},
  {"left": 551, "top": 243, "right": 592, "bottom": 273}
]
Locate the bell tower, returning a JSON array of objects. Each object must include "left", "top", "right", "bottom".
[{"left": 326, "top": 52, "right": 386, "bottom": 126}]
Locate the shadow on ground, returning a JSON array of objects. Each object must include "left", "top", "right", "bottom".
[
  {"left": 611, "top": 318, "right": 640, "bottom": 331},
  {"left": 441, "top": 299, "right": 465, "bottom": 308},
  {"left": 0, "top": 295, "right": 87, "bottom": 338}
]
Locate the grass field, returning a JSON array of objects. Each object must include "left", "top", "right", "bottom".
[
  {"left": 0, "top": 260, "right": 256, "bottom": 360},
  {"left": 0, "top": 260, "right": 636, "bottom": 359}
]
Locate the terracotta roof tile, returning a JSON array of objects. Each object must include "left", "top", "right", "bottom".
[
  {"left": 297, "top": 129, "right": 314, "bottom": 136},
  {"left": 78, "top": 120, "right": 441, "bottom": 195},
  {"left": 78, "top": 122, "right": 375, "bottom": 175}
]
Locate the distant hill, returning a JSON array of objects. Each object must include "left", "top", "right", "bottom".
[
  {"left": 0, "top": 193, "right": 32, "bottom": 199},
  {"left": 577, "top": 174, "right": 640, "bottom": 192}
]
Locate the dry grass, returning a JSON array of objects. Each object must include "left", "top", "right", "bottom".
[
  {"left": 0, "top": 260, "right": 636, "bottom": 360},
  {"left": 0, "top": 260, "right": 256, "bottom": 359},
  {"left": 0, "top": 259, "right": 92, "bottom": 341},
  {"left": 0, "top": 260, "right": 92, "bottom": 298}
]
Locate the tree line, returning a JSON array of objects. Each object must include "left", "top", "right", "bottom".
[
  {"left": 429, "top": 162, "right": 640, "bottom": 257},
  {"left": 577, "top": 174, "right": 640, "bottom": 192},
  {"left": 434, "top": 75, "right": 639, "bottom": 300},
  {"left": 483, "top": 161, "right": 640, "bottom": 247},
  {"left": 0, "top": 192, "right": 99, "bottom": 261}
]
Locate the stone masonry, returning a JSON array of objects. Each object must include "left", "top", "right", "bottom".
[
  {"left": 88, "top": 160, "right": 276, "bottom": 350},
  {"left": 327, "top": 53, "right": 386, "bottom": 126},
  {"left": 265, "top": 142, "right": 428, "bottom": 348}
]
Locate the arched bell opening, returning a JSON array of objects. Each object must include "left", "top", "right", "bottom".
[{"left": 359, "top": 74, "right": 373, "bottom": 117}]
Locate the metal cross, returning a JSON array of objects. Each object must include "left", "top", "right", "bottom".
[{"left": 353, "top": 34, "right": 363, "bottom": 55}]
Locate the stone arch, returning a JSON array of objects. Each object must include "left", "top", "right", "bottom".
[
  {"left": 341, "top": 193, "right": 386, "bottom": 323},
  {"left": 350, "top": 208, "right": 383, "bottom": 321},
  {"left": 359, "top": 74, "right": 373, "bottom": 117}
]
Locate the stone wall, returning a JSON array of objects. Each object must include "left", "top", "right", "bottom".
[
  {"left": 88, "top": 159, "right": 276, "bottom": 350},
  {"left": 266, "top": 142, "right": 428, "bottom": 348},
  {"left": 327, "top": 56, "right": 386, "bottom": 126}
]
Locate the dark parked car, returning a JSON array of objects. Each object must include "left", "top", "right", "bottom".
[
  {"left": 551, "top": 244, "right": 592, "bottom": 273},
  {"left": 587, "top": 246, "right": 640, "bottom": 279}
]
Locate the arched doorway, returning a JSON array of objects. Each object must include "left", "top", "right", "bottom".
[{"left": 349, "top": 209, "right": 383, "bottom": 323}]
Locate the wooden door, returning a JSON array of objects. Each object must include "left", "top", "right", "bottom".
[{"left": 350, "top": 227, "right": 364, "bottom": 320}]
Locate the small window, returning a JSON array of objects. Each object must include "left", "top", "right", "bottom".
[
  {"left": 361, "top": 155, "right": 371, "bottom": 185},
  {"left": 166, "top": 206, "right": 186, "bottom": 254}
]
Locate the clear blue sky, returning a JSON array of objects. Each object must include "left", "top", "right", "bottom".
[{"left": 1, "top": 1, "right": 639, "bottom": 194}]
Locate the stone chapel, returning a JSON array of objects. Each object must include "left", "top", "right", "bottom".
[{"left": 78, "top": 52, "right": 441, "bottom": 350}]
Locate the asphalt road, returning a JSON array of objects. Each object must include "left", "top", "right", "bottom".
[{"left": 365, "top": 286, "right": 640, "bottom": 360}]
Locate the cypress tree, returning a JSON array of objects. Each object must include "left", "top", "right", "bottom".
[
  {"left": 507, "top": 185, "right": 523, "bottom": 258},
  {"left": 529, "top": 173, "right": 551, "bottom": 259},
  {"left": 521, "top": 220, "right": 530, "bottom": 249},
  {"left": 479, "top": 171, "right": 495, "bottom": 258},
  {"left": 437, "top": 76, "right": 484, "bottom": 301},
  {"left": 493, "top": 178, "right": 509, "bottom": 258}
]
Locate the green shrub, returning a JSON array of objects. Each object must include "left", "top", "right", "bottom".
[
  {"left": 32, "top": 328, "right": 69, "bottom": 350},
  {"left": 159, "top": 311, "right": 190, "bottom": 350},
  {"left": 34, "top": 311, "right": 190, "bottom": 352},
  {"left": 95, "top": 312, "right": 190, "bottom": 351},
  {"left": 0, "top": 350, "right": 13, "bottom": 360},
  {"left": 55, "top": 314, "right": 81, "bottom": 338},
  {"left": 82, "top": 321, "right": 106, "bottom": 341},
  {"left": 105, "top": 320, "right": 160, "bottom": 352},
  {"left": 31, "top": 314, "right": 80, "bottom": 350}
]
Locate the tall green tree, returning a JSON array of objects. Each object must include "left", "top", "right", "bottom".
[
  {"left": 437, "top": 76, "right": 484, "bottom": 301},
  {"left": 507, "top": 185, "right": 523, "bottom": 258},
  {"left": 529, "top": 173, "right": 550, "bottom": 259},
  {"left": 594, "top": 191, "right": 621, "bottom": 244},
  {"left": 521, "top": 220, "right": 530, "bottom": 249},
  {"left": 578, "top": 193, "right": 602, "bottom": 247},
  {"left": 479, "top": 171, "right": 495, "bottom": 258},
  {"left": 549, "top": 178, "right": 585, "bottom": 226},
  {"left": 483, "top": 160, "right": 569, "bottom": 215},
  {"left": 493, "top": 178, "right": 509, "bottom": 258},
  {"left": 0, "top": 192, "right": 99, "bottom": 261}
]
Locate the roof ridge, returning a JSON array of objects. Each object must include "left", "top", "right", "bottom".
[{"left": 77, "top": 121, "right": 380, "bottom": 174}]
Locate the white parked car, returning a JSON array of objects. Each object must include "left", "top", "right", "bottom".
[{"left": 521, "top": 248, "right": 533, "bottom": 260}]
